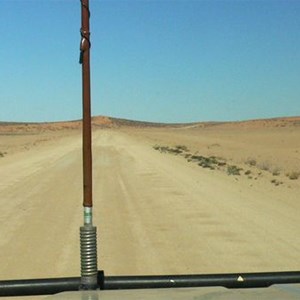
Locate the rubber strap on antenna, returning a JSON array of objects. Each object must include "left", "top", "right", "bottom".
[{"left": 79, "top": 0, "right": 91, "bottom": 64}]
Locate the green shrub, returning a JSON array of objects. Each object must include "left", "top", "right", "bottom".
[
  {"left": 153, "top": 145, "right": 186, "bottom": 155},
  {"left": 227, "top": 165, "right": 242, "bottom": 176},
  {"left": 175, "top": 145, "right": 189, "bottom": 152}
]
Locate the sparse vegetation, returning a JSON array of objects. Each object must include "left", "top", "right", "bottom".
[
  {"left": 153, "top": 144, "right": 190, "bottom": 155},
  {"left": 272, "top": 168, "right": 281, "bottom": 176},
  {"left": 271, "top": 179, "right": 283, "bottom": 186},
  {"left": 227, "top": 165, "right": 242, "bottom": 176},
  {"left": 198, "top": 157, "right": 217, "bottom": 170},
  {"left": 0, "top": 151, "right": 6, "bottom": 157},
  {"left": 188, "top": 155, "right": 226, "bottom": 170},
  {"left": 153, "top": 143, "right": 296, "bottom": 186},
  {"left": 153, "top": 144, "right": 228, "bottom": 171},
  {"left": 153, "top": 145, "right": 182, "bottom": 154},
  {"left": 258, "top": 161, "right": 271, "bottom": 171},
  {"left": 286, "top": 171, "right": 300, "bottom": 180},
  {"left": 246, "top": 158, "right": 257, "bottom": 166},
  {"left": 175, "top": 145, "right": 189, "bottom": 152}
]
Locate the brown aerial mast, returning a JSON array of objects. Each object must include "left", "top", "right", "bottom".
[{"left": 79, "top": 0, "right": 98, "bottom": 290}]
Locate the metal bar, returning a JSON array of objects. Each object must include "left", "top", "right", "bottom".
[
  {"left": 103, "top": 271, "right": 300, "bottom": 290},
  {"left": 2, "top": 271, "right": 300, "bottom": 297},
  {"left": 0, "top": 277, "right": 80, "bottom": 297},
  {"left": 80, "top": 0, "right": 92, "bottom": 208}
]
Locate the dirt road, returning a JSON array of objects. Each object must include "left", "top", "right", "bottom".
[{"left": 1, "top": 129, "right": 300, "bottom": 298}]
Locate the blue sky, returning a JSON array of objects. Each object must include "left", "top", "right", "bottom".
[{"left": 1, "top": 0, "right": 300, "bottom": 123}]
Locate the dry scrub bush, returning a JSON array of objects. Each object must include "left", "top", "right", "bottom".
[
  {"left": 227, "top": 165, "right": 242, "bottom": 176},
  {"left": 175, "top": 145, "right": 189, "bottom": 152},
  {"left": 153, "top": 145, "right": 187, "bottom": 155},
  {"left": 246, "top": 158, "right": 257, "bottom": 166},
  {"left": 286, "top": 171, "right": 300, "bottom": 180},
  {"left": 272, "top": 168, "right": 281, "bottom": 176},
  {"left": 258, "top": 161, "right": 271, "bottom": 171},
  {"left": 271, "top": 179, "right": 283, "bottom": 186}
]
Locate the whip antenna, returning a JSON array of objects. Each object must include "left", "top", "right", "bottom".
[{"left": 79, "top": 0, "right": 98, "bottom": 290}]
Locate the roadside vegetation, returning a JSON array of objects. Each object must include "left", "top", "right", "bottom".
[
  {"left": 153, "top": 144, "right": 299, "bottom": 187},
  {"left": 286, "top": 171, "right": 300, "bottom": 180},
  {"left": 0, "top": 151, "right": 7, "bottom": 158}
]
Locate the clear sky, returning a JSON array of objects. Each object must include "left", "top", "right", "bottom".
[{"left": 1, "top": 0, "right": 300, "bottom": 123}]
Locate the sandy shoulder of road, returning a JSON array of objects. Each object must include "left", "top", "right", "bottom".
[{"left": 122, "top": 125, "right": 300, "bottom": 191}]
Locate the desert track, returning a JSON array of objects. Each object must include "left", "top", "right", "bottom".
[{"left": 0, "top": 128, "right": 300, "bottom": 298}]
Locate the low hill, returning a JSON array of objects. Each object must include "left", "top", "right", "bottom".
[{"left": 1, "top": 116, "right": 299, "bottom": 134}]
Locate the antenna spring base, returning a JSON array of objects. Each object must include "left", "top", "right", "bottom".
[{"left": 80, "top": 225, "right": 98, "bottom": 289}]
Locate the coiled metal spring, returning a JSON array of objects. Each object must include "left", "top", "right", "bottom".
[{"left": 80, "top": 226, "right": 98, "bottom": 278}]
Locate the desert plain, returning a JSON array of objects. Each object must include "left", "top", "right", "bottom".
[{"left": 0, "top": 116, "right": 300, "bottom": 299}]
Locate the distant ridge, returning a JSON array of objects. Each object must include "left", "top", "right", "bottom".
[
  {"left": 0, "top": 116, "right": 300, "bottom": 133},
  {"left": 208, "top": 116, "right": 300, "bottom": 129},
  {"left": 93, "top": 116, "right": 200, "bottom": 128}
]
